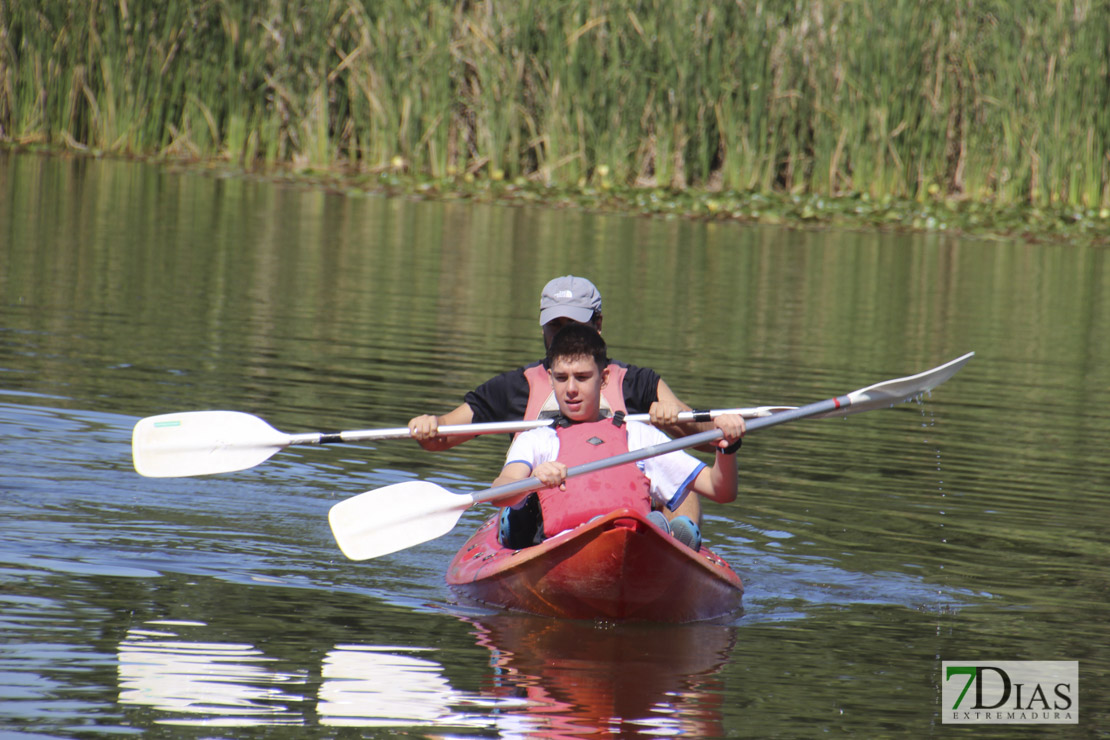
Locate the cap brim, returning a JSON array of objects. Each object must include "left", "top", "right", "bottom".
[{"left": 539, "top": 306, "right": 595, "bottom": 325}]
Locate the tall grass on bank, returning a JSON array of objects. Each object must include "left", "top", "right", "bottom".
[{"left": 1, "top": 1, "right": 1107, "bottom": 207}]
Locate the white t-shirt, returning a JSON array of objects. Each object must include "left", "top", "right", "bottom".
[{"left": 503, "top": 421, "right": 706, "bottom": 511}]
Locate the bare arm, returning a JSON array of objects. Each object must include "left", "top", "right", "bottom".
[
  {"left": 650, "top": 378, "right": 719, "bottom": 452},
  {"left": 651, "top": 377, "right": 708, "bottom": 523},
  {"left": 690, "top": 450, "right": 739, "bottom": 503},
  {"left": 492, "top": 460, "right": 567, "bottom": 508},
  {"left": 407, "top": 403, "right": 476, "bottom": 451},
  {"left": 687, "top": 414, "right": 744, "bottom": 504}
]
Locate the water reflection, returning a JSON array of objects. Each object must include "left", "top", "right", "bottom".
[
  {"left": 117, "top": 619, "right": 507, "bottom": 730},
  {"left": 114, "top": 615, "right": 740, "bottom": 735},
  {"left": 318, "top": 645, "right": 504, "bottom": 728},
  {"left": 118, "top": 620, "right": 308, "bottom": 726},
  {"left": 466, "top": 614, "right": 734, "bottom": 737}
]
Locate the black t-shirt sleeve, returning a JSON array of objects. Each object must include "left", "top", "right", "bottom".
[
  {"left": 618, "top": 362, "right": 662, "bottom": 414},
  {"left": 463, "top": 364, "right": 535, "bottom": 423}
]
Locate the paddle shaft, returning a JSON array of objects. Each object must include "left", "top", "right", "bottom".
[
  {"left": 286, "top": 407, "right": 784, "bottom": 446},
  {"left": 132, "top": 405, "right": 787, "bottom": 478},
  {"left": 138, "top": 352, "right": 970, "bottom": 480},
  {"left": 469, "top": 393, "right": 853, "bottom": 507}
]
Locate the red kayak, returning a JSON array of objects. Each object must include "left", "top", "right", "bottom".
[{"left": 446, "top": 508, "right": 743, "bottom": 623}]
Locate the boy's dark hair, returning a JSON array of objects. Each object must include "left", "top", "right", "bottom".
[{"left": 546, "top": 323, "right": 609, "bottom": 370}]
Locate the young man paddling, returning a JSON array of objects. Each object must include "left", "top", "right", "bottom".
[
  {"left": 491, "top": 323, "right": 744, "bottom": 551},
  {"left": 408, "top": 275, "right": 720, "bottom": 524}
]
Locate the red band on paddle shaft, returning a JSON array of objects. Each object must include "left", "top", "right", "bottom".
[{"left": 833, "top": 397, "right": 841, "bottom": 409}]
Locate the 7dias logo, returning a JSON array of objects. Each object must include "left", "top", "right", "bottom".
[{"left": 942, "top": 661, "right": 1078, "bottom": 724}]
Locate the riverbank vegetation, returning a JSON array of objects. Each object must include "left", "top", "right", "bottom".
[{"left": 2, "top": 1, "right": 1108, "bottom": 242}]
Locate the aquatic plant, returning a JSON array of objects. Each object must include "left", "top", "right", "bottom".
[{"left": 1, "top": 0, "right": 1108, "bottom": 213}]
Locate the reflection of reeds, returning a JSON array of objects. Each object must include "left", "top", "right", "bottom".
[{"left": 2, "top": 1, "right": 1107, "bottom": 206}]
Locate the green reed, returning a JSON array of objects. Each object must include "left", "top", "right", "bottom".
[{"left": 2, "top": 0, "right": 1107, "bottom": 208}]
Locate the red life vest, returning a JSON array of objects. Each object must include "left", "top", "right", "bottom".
[
  {"left": 523, "top": 362, "right": 629, "bottom": 421},
  {"left": 538, "top": 418, "right": 652, "bottom": 537}
]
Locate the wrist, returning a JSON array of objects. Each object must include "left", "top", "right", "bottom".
[{"left": 717, "top": 437, "right": 743, "bottom": 455}]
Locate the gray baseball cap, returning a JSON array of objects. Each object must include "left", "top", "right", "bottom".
[{"left": 538, "top": 275, "right": 602, "bottom": 325}]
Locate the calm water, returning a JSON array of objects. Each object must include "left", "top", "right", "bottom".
[{"left": 1, "top": 152, "right": 1107, "bottom": 737}]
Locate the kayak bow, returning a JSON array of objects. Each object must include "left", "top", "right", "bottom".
[{"left": 446, "top": 509, "right": 743, "bottom": 623}]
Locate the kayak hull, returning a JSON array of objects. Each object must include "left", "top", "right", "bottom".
[{"left": 446, "top": 508, "right": 743, "bottom": 623}]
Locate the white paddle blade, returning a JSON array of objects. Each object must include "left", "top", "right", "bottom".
[
  {"left": 328, "top": 481, "right": 473, "bottom": 560},
  {"left": 846, "top": 351, "right": 974, "bottom": 411},
  {"left": 809, "top": 351, "right": 975, "bottom": 419},
  {"left": 132, "top": 411, "right": 291, "bottom": 478}
]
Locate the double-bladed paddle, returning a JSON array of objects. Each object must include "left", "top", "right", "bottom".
[
  {"left": 131, "top": 405, "right": 794, "bottom": 478},
  {"left": 329, "top": 351, "right": 974, "bottom": 561}
]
